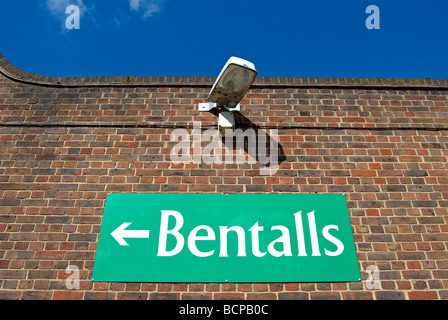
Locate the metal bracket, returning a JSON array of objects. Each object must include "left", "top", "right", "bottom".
[
  {"left": 218, "top": 112, "right": 236, "bottom": 136},
  {"left": 198, "top": 102, "right": 241, "bottom": 112},
  {"left": 198, "top": 102, "right": 217, "bottom": 112}
]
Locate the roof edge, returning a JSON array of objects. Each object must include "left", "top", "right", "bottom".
[{"left": 1, "top": 52, "right": 447, "bottom": 90}]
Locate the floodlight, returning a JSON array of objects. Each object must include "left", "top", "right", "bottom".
[
  {"left": 208, "top": 57, "right": 257, "bottom": 109},
  {"left": 198, "top": 57, "right": 257, "bottom": 134}
]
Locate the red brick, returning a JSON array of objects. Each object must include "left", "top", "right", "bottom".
[
  {"left": 310, "top": 292, "right": 341, "bottom": 300},
  {"left": 246, "top": 293, "right": 277, "bottom": 300},
  {"left": 408, "top": 291, "right": 438, "bottom": 300},
  {"left": 53, "top": 290, "right": 84, "bottom": 300},
  {"left": 214, "top": 293, "right": 244, "bottom": 300},
  {"left": 22, "top": 291, "right": 53, "bottom": 300},
  {"left": 150, "top": 293, "right": 179, "bottom": 300},
  {"left": 0, "top": 290, "right": 21, "bottom": 300},
  {"left": 181, "top": 293, "right": 213, "bottom": 300},
  {"left": 278, "top": 292, "right": 309, "bottom": 300},
  {"left": 117, "top": 292, "right": 148, "bottom": 300},
  {"left": 84, "top": 292, "right": 116, "bottom": 300},
  {"left": 351, "top": 170, "right": 377, "bottom": 177}
]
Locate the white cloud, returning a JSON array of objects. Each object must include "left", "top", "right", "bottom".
[
  {"left": 129, "top": 0, "right": 142, "bottom": 11},
  {"left": 128, "top": 0, "right": 162, "bottom": 18},
  {"left": 143, "top": 4, "right": 161, "bottom": 18}
]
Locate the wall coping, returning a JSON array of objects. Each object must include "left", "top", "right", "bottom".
[{"left": 1, "top": 51, "right": 447, "bottom": 90}]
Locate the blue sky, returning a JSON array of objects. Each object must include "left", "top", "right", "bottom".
[{"left": 0, "top": 0, "right": 447, "bottom": 78}]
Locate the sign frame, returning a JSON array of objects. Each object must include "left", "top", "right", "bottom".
[{"left": 92, "top": 193, "right": 361, "bottom": 283}]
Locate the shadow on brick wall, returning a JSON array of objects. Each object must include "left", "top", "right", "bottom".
[{"left": 216, "top": 112, "right": 287, "bottom": 168}]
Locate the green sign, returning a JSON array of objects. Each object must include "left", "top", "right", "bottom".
[{"left": 92, "top": 194, "right": 360, "bottom": 282}]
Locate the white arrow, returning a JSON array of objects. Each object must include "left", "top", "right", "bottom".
[{"left": 111, "top": 222, "right": 150, "bottom": 246}]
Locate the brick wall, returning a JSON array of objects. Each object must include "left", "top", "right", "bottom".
[{"left": 0, "top": 52, "right": 447, "bottom": 300}]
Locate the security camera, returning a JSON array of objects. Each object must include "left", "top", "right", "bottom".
[{"left": 198, "top": 57, "right": 257, "bottom": 134}]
